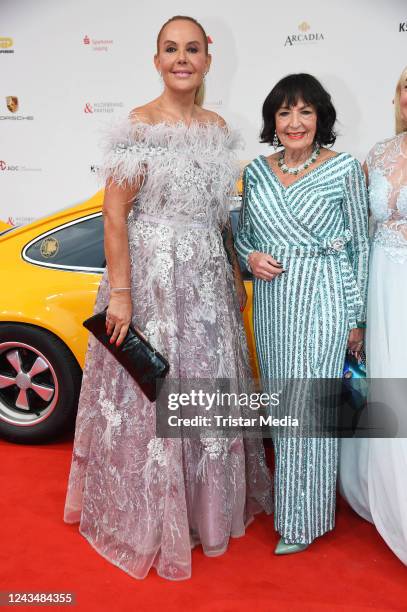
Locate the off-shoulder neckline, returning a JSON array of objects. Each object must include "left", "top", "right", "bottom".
[{"left": 127, "top": 118, "right": 229, "bottom": 131}]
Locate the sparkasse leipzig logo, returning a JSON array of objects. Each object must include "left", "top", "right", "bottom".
[
  {"left": 284, "top": 22, "right": 325, "bottom": 47},
  {"left": 83, "top": 34, "right": 113, "bottom": 52}
]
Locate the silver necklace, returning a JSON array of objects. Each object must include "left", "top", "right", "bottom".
[{"left": 278, "top": 145, "right": 321, "bottom": 175}]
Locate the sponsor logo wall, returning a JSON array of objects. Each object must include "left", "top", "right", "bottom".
[{"left": 1, "top": 0, "right": 406, "bottom": 223}]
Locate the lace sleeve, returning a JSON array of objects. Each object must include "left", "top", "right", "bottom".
[
  {"left": 365, "top": 142, "right": 377, "bottom": 177},
  {"left": 234, "top": 166, "right": 257, "bottom": 267},
  {"left": 341, "top": 158, "right": 370, "bottom": 323},
  {"left": 365, "top": 136, "right": 400, "bottom": 178}
]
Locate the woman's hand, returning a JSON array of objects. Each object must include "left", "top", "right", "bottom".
[
  {"left": 248, "top": 252, "right": 285, "bottom": 281},
  {"left": 347, "top": 327, "right": 364, "bottom": 358},
  {"left": 234, "top": 275, "right": 248, "bottom": 312},
  {"left": 106, "top": 293, "right": 132, "bottom": 346}
]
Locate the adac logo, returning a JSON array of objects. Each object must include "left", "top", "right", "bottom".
[
  {"left": 0, "top": 160, "right": 41, "bottom": 172},
  {"left": 284, "top": 22, "right": 325, "bottom": 47},
  {"left": 6, "top": 96, "right": 18, "bottom": 113},
  {"left": 0, "top": 37, "right": 14, "bottom": 54},
  {"left": 400, "top": 22, "right": 407, "bottom": 32},
  {"left": 0, "top": 160, "right": 19, "bottom": 171}
]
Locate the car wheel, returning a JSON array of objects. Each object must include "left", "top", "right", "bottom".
[{"left": 0, "top": 324, "right": 82, "bottom": 443}]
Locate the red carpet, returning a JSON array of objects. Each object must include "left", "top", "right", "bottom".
[{"left": 1, "top": 438, "right": 406, "bottom": 612}]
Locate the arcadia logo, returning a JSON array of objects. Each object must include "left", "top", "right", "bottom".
[{"left": 284, "top": 22, "right": 325, "bottom": 46}]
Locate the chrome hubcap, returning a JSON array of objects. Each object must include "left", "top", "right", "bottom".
[{"left": 0, "top": 342, "right": 59, "bottom": 427}]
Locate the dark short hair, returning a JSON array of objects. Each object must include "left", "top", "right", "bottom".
[{"left": 260, "top": 73, "right": 337, "bottom": 146}]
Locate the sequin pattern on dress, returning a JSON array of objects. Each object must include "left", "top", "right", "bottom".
[{"left": 235, "top": 153, "right": 369, "bottom": 545}]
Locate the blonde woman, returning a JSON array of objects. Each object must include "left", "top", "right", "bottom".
[
  {"left": 340, "top": 66, "right": 407, "bottom": 565},
  {"left": 63, "top": 15, "right": 272, "bottom": 581}
]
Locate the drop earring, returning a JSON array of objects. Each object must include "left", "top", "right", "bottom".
[{"left": 273, "top": 131, "right": 280, "bottom": 149}]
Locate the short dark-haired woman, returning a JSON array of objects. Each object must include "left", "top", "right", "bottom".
[{"left": 235, "top": 74, "right": 369, "bottom": 554}]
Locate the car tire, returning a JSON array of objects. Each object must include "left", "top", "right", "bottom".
[{"left": 0, "top": 324, "right": 82, "bottom": 444}]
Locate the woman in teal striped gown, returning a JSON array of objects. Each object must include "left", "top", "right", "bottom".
[{"left": 235, "top": 74, "right": 369, "bottom": 554}]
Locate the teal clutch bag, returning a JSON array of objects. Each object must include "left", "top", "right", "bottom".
[
  {"left": 343, "top": 349, "right": 366, "bottom": 379},
  {"left": 343, "top": 349, "right": 367, "bottom": 411}
]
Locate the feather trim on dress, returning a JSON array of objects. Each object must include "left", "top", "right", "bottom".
[{"left": 98, "top": 117, "right": 243, "bottom": 227}]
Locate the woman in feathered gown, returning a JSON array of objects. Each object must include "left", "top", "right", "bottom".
[
  {"left": 63, "top": 15, "right": 272, "bottom": 581},
  {"left": 339, "top": 66, "right": 407, "bottom": 565}
]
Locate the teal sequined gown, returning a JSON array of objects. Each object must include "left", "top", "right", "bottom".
[{"left": 235, "top": 153, "right": 369, "bottom": 544}]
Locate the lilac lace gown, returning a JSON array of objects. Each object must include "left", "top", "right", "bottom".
[{"left": 63, "top": 120, "right": 273, "bottom": 581}]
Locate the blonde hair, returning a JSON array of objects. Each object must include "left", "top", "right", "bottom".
[
  {"left": 395, "top": 65, "right": 407, "bottom": 134},
  {"left": 156, "top": 15, "right": 208, "bottom": 107}
]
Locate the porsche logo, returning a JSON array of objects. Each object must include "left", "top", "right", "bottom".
[
  {"left": 6, "top": 96, "right": 18, "bottom": 113},
  {"left": 40, "top": 237, "right": 60, "bottom": 258}
]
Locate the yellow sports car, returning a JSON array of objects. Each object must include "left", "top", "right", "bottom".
[{"left": 0, "top": 194, "right": 256, "bottom": 443}]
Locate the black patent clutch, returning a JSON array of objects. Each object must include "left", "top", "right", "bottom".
[{"left": 83, "top": 310, "right": 170, "bottom": 402}]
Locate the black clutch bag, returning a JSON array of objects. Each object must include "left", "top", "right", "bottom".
[{"left": 83, "top": 310, "right": 170, "bottom": 402}]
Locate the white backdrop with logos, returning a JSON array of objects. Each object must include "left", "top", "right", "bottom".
[{"left": 1, "top": 0, "right": 406, "bottom": 224}]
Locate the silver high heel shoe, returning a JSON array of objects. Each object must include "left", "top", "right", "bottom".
[{"left": 274, "top": 537, "right": 309, "bottom": 555}]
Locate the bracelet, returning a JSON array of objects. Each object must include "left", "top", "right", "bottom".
[{"left": 110, "top": 287, "right": 131, "bottom": 292}]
